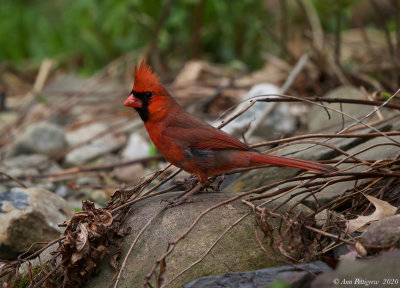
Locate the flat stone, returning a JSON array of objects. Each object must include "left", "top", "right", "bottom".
[
  {"left": 113, "top": 164, "right": 145, "bottom": 183},
  {"left": 8, "top": 122, "right": 68, "bottom": 158},
  {"left": 86, "top": 192, "right": 299, "bottom": 288},
  {"left": 220, "top": 83, "right": 296, "bottom": 140},
  {"left": 65, "top": 130, "right": 125, "bottom": 166},
  {"left": 307, "top": 86, "right": 392, "bottom": 133},
  {"left": 0, "top": 187, "right": 73, "bottom": 259},
  {"left": 312, "top": 249, "right": 400, "bottom": 288},
  {"left": 121, "top": 133, "right": 150, "bottom": 160},
  {"left": 360, "top": 215, "right": 400, "bottom": 246},
  {"left": 184, "top": 261, "right": 330, "bottom": 288}
]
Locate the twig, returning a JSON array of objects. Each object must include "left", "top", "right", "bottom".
[
  {"left": 32, "top": 260, "right": 63, "bottom": 288},
  {"left": 0, "top": 170, "right": 27, "bottom": 188},
  {"left": 334, "top": 2, "right": 342, "bottom": 66},
  {"left": 142, "top": 0, "right": 174, "bottom": 63},
  {"left": 251, "top": 131, "right": 400, "bottom": 149},
  {"left": 191, "top": 0, "right": 205, "bottom": 58},
  {"left": 296, "top": 0, "right": 323, "bottom": 52},
  {"left": 256, "top": 96, "right": 400, "bottom": 111}
]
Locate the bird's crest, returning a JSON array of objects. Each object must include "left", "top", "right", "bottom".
[{"left": 134, "top": 61, "right": 160, "bottom": 91}]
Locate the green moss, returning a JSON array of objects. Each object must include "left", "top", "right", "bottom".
[
  {"left": 13, "top": 265, "right": 43, "bottom": 288},
  {"left": 268, "top": 279, "right": 292, "bottom": 288},
  {"left": 73, "top": 207, "right": 83, "bottom": 212}
]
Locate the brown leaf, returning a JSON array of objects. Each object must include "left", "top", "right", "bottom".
[
  {"left": 76, "top": 223, "right": 89, "bottom": 252},
  {"left": 71, "top": 223, "right": 89, "bottom": 264},
  {"left": 91, "top": 245, "right": 109, "bottom": 259},
  {"left": 100, "top": 209, "right": 113, "bottom": 227},
  {"left": 110, "top": 253, "right": 119, "bottom": 270},
  {"left": 355, "top": 241, "right": 367, "bottom": 257},
  {"left": 347, "top": 194, "right": 397, "bottom": 234}
]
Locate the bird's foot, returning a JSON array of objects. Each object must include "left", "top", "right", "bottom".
[
  {"left": 175, "top": 175, "right": 198, "bottom": 189},
  {"left": 165, "top": 183, "right": 203, "bottom": 207},
  {"left": 200, "top": 175, "right": 225, "bottom": 193},
  {"left": 165, "top": 196, "right": 195, "bottom": 207}
]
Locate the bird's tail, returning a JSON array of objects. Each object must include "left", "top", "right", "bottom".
[{"left": 249, "top": 153, "right": 338, "bottom": 173}]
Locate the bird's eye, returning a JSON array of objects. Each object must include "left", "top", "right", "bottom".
[{"left": 146, "top": 92, "right": 152, "bottom": 97}]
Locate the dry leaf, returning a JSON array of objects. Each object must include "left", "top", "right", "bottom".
[
  {"left": 76, "top": 223, "right": 89, "bottom": 252},
  {"left": 355, "top": 241, "right": 367, "bottom": 257},
  {"left": 347, "top": 194, "right": 397, "bottom": 234},
  {"left": 71, "top": 223, "right": 89, "bottom": 264},
  {"left": 100, "top": 209, "right": 113, "bottom": 227},
  {"left": 110, "top": 253, "right": 119, "bottom": 270}
]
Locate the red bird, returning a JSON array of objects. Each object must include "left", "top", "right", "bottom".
[{"left": 124, "top": 62, "right": 337, "bottom": 185}]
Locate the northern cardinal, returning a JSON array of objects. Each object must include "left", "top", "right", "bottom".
[{"left": 124, "top": 62, "right": 337, "bottom": 185}]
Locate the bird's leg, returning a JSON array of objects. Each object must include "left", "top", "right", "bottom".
[
  {"left": 167, "top": 176, "right": 220, "bottom": 207},
  {"left": 175, "top": 175, "right": 197, "bottom": 187},
  {"left": 167, "top": 183, "right": 203, "bottom": 207},
  {"left": 185, "top": 175, "right": 199, "bottom": 190},
  {"left": 200, "top": 175, "right": 224, "bottom": 192}
]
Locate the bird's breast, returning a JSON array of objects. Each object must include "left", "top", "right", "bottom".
[{"left": 144, "top": 121, "right": 186, "bottom": 165}]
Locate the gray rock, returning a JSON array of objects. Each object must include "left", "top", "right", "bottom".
[
  {"left": 220, "top": 84, "right": 296, "bottom": 140},
  {"left": 2, "top": 154, "right": 61, "bottom": 175},
  {"left": 307, "top": 86, "right": 392, "bottom": 133},
  {"left": 360, "top": 215, "right": 400, "bottom": 246},
  {"left": 43, "top": 74, "right": 86, "bottom": 95},
  {"left": 3, "top": 153, "right": 49, "bottom": 168},
  {"left": 65, "top": 123, "right": 125, "bottom": 166},
  {"left": 66, "top": 122, "right": 108, "bottom": 146},
  {"left": 86, "top": 189, "right": 109, "bottom": 207},
  {"left": 113, "top": 164, "right": 145, "bottom": 183},
  {"left": 8, "top": 122, "right": 68, "bottom": 158},
  {"left": 86, "top": 192, "right": 293, "bottom": 288},
  {"left": 0, "top": 187, "right": 73, "bottom": 259},
  {"left": 121, "top": 133, "right": 150, "bottom": 160},
  {"left": 0, "top": 154, "right": 61, "bottom": 189},
  {"left": 184, "top": 261, "right": 330, "bottom": 288},
  {"left": 312, "top": 249, "right": 400, "bottom": 288}
]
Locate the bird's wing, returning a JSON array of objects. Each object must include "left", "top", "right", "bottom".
[{"left": 164, "top": 112, "right": 250, "bottom": 151}]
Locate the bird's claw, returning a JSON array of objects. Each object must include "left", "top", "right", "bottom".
[{"left": 165, "top": 196, "right": 195, "bottom": 207}]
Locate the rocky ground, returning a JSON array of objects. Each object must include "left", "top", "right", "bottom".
[{"left": 1, "top": 60, "right": 400, "bottom": 287}]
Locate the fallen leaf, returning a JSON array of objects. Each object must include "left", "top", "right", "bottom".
[
  {"left": 110, "top": 253, "right": 119, "bottom": 270},
  {"left": 76, "top": 223, "right": 89, "bottom": 252},
  {"left": 100, "top": 209, "right": 113, "bottom": 227},
  {"left": 355, "top": 241, "right": 367, "bottom": 256},
  {"left": 71, "top": 223, "right": 89, "bottom": 264},
  {"left": 347, "top": 194, "right": 397, "bottom": 234}
]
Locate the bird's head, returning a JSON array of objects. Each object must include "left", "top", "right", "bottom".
[{"left": 124, "top": 61, "right": 170, "bottom": 122}]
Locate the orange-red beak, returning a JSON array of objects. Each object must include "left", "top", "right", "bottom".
[{"left": 124, "top": 94, "right": 142, "bottom": 108}]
